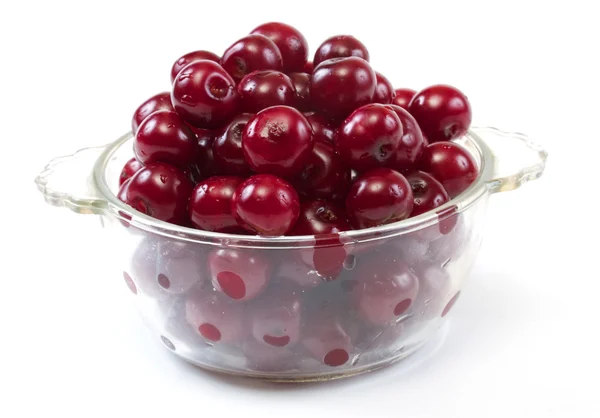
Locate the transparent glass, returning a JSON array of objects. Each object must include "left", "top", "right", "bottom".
[{"left": 35, "top": 127, "right": 547, "bottom": 381}]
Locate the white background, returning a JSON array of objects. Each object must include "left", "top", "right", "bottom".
[{"left": 1, "top": 0, "right": 599, "bottom": 417}]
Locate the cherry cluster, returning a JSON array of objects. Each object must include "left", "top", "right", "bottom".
[{"left": 119, "top": 22, "right": 477, "bottom": 237}]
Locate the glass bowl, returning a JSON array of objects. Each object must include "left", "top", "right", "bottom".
[{"left": 35, "top": 126, "right": 546, "bottom": 381}]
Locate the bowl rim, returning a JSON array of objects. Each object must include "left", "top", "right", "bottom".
[{"left": 93, "top": 130, "right": 494, "bottom": 249}]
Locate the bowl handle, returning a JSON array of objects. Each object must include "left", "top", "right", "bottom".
[
  {"left": 471, "top": 126, "right": 548, "bottom": 194},
  {"left": 34, "top": 145, "right": 110, "bottom": 215}
]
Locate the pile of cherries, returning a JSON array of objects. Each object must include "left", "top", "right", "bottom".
[{"left": 119, "top": 22, "right": 477, "bottom": 236}]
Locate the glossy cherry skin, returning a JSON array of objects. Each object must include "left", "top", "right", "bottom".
[
  {"left": 290, "top": 200, "right": 351, "bottom": 235},
  {"left": 131, "top": 92, "right": 173, "bottom": 134},
  {"left": 313, "top": 35, "right": 369, "bottom": 66},
  {"left": 335, "top": 104, "right": 403, "bottom": 171},
  {"left": 124, "top": 163, "right": 194, "bottom": 226},
  {"left": 288, "top": 72, "right": 311, "bottom": 111},
  {"left": 171, "top": 60, "right": 239, "bottom": 129},
  {"left": 292, "top": 140, "right": 351, "bottom": 201},
  {"left": 306, "top": 113, "right": 336, "bottom": 143},
  {"left": 189, "top": 176, "right": 244, "bottom": 232},
  {"left": 408, "top": 84, "right": 472, "bottom": 142},
  {"left": 237, "top": 70, "right": 296, "bottom": 113},
  {"left": 242, "top": 106, "right": 314, "bottom": 177},
  {"left": 185, "top": 290, "right": 245, "bottom": 343},
  {"left": 249, "top": 286, "right": 303, "bottom": 347},
  {"left": 418, "top": 141, "right": 478, "bottom": 198},
  {"left": 194, "top": 129, "right": 219, "bottom": 177},
  {"left": 251, "top": 22, "right": 308, "bottom": 73},
  {"left": 212, "top": 113, "right": 253, "bottom": 176},
  {"left": 352, "top": 253, "right": 419, "bottom": 325},
  {"left": 134, "top": 110, "right": 198, "bottom": 169},
  {"left": 208, "top": 248, "right": 270, "bottom": 301},
  {"left": 119, "top": 158, "right": 143, "bottom": 186},
  {"left": 406, "top": 171, "right": 449, "bottom": 217},
  {"left": 170, "top": 50, "right": 220, "bottom": 83},
  {"left": 386, "top": 104, "right": 426, "bottom": 172},
  {"left": 346, "top": 168, "right": 414, "bottom": 229},
  {"left": 303, "top": 61, "right": 314, "bottom": 74},
  {"left": 220, "top": 34, "right": 283, "bottom": 82},
  {"left": 392, "top": 88, "right": 416, "bottom": 110},
  {"left": 311, "top": 57, "right": 376, "bottom": 120},
  {"left": 232, "top": 174, "right": 300, "bottom": 236},
  {"left": 373, "top": 72, "right": 395, "bottom": 104}
]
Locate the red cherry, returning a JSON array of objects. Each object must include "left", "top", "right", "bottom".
[
  {"left": 303, "top": 61, "right": 314, "bottom": 74},
  {"left": 189, "top": 176, "right": 244, "bottom": 233},
  {"left": 406, "top": 171, "right": 449, "bottom": 217},
  {"left": 185, "top": 290, "right": 245, "bottom": 343},
  {"left": 131, "top": 92, "right": 174, "bottom": 134},
  {"left": 134, "top": 110, "right": 198, "bottom": 169},
  {"left": 170, "top": 50, "right": 220, "bottom": 83},
  {"left": 171, "top": 60, "right": 239, "bottom": 129},
  {"left": 305, "top": 113, "right": 336, "bottom": 144},
  {"left": 119, "top": 157, "right": 143, "bottom": 186},
  {"left": 418, "top": 141, "right": 478, "bottom": 198},
  {"left": 298, "top": 233, "right": 348, "bottom": 280},
  {"left": 242, "top": 106, "right": 314, "bottom": 177},
  {"left": 346, "top": 168, "right": 413, "bottom": 229},
  {"left": 408, "top": 84, "right": 472, "bottom": 142},
  {"left": 335, "top": 104, "right": 403, "bottom": 171},
  {"left": 373, "top": 72, "right": 395, "bottom": 104},
  {"left": 292, "top": 140, "right": 351, "bottom": 201},
  {"left": 386, "top": 104, "right": 426, "bottom": 173},
  {"left": 237, "top": 70, "right": 296, "bottom": 113},
  {"left": 220, "top": 34, "right": 283, "bottom": 82},
  {"left": 249, "top": 286, "right": 303, "bottom": 347},
  {"left": 124, "top": 163, "right": 194, "bottom": 226},
  {"left": 311, "top": 57, "right": 376, "bottom": 120},
  {"left": 290, "top": 200, "right": 351, "bottom": 235},
  {"left": 251, "top": 22, "right": 308, "bottom": 73},
  {"left": 313, "top": 35, "right": 369, "bottom": 66},
  {"left": 232, "top": 174, "right": 300, "bottom": 236},
  {"left": 352, "top": 252, "right": 419, "bottom": 325},
  {"left": 392, "top": 88, "right": 416, "bottom": 110},
  {"left": 302, "top": 311, "right": 353, "bottom": 367},
  {"left": 208, "top": 248, "right": 270, "bottom": 301},
  {"left": 212, "top": 113, "right": 253, "bottom": 176},
  {"left": 194, "top": 129, "right": 219, "bottom": 177},
  {"left": 288, "top": 72, "right": 311, "bottom": 111}
]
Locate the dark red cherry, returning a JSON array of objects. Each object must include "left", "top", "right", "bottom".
[
  {"left": 408, "top": 84, "right": 472, "bottom": 142},
  {"left": 194, "top": 129, "right": 219, "bottom": 177},
  {"left": 386, "top": 104, "right": 426, "bottom": 173},
  {"left": 418, "top": 141, "right": 478, "bottom": 198},
  {"left": 373, "top": 72, "right": 395, "bottom": 104},
  {"left": 313, "top": 35, "right": 369, "bottom": 66},
  {"left": 170, "top": 50, "right": 220, "bottom": 83},
  {"left": 220, "top": 34, "right": 283, "bottom": 82},
  {"left": 352, "top": 252, "right": 419, "bottom": 325},
  {"left": 292, "top": 140, "right": 351, "bottom": 201},
  {"left": 346, "top": 168, "right": 413, "bottom": 229},
  {"left": 290, "top": 200, "right": 351, "bottom": 235},
  {"left": 392, "top": 88, "right": 416, "bottom": 110},
  {"left": 251, "top": 22, "right": 308, "bottom": 73},
  {"left": 131, "top": 92, "right": 174, "bottom": 134},
  {"left": 171, "top": 60, "right": 239, "bottom": 129},
  {"left": 406, "top": 171, "right": 449, "bottom": 217},
  {"left": 134, "top": 110, "right": 198, "bottom": 169},
  {"left": 303, "top": 61, "right": 314, "bottom": 74},
  {"left": 311, "top": 57, "right": 376, "bottom": 120},
  {"left": 288, "top": 72, "right": 311, "bottom": 111},
  {"left": 212, "top": 113, "right": 254, "bottom": 176},
  {"left": 124, "top": 163, "right": 194, "bottom": 226},
  {"left": 305, "top": 113, "right": 336, "bottom": 143},
  {"left": 119, "top": 158, "right": 143, "bottom": 186},
  {"left": 242, "top": 106, "right": 314, "bottom": 177},
  {"left": 335, "top": 104, "right": 403, "bottom": 171},
  {"left": 237, "top": 70, "right": 296, "bottom": 113},
  {"left": 189, "top": 176, "right": 244, "bottom": 233},
  {"left": 231, "top": 174, "right": 300, "bottom": 236},
  {"left": 185, "top": 290, "right": 245, "bottom": 343},
  {"left": 208, "top": 248, "right": 270, "bottom": 301},
  {"left": 249, "top": 286, "right": 302, "bottom": 347}
]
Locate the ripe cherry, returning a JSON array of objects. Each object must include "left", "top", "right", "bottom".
[
  {"left": 131, "top": 92, "right": 173, "bottom": 134},
  {"left": 313, "top": 35, "right": 369, "bottom": 66},
  {"left": 220, "top": 34, "right": 283, "bottom": 82},
  {"left": 208, "top": 248, "right": 270, "bottom": 301},
  {"left": 251, "top": 22, "right": 308, "bottom": 73},
  {"left": 406, "top": 171, "right": 449, "bottom": 216},
  {"left": 237, "top": 70, "right": 296, "bottom": 113},
  {"left": 195, "top": 129, "right": 219, "bottom": 177},
  {"left": 373, "top": 72, "right": 395, "bottom": 104},
  {"left": 290, "top": 200, "right": 351, "bottom": 235},
  {"left": 392, "top": 88, "right": 416, "bottom": 110},
  {"left": 288, "top": 72, "right": 311, "bottom": 111},
  {"left": 386, "top": 104, "right": 426, "bottom": 173},
  {"left": 212, "top": 113, "right": 253, "bottom": 176},
  {"left": 189, "top": 176, "right": 244, "bottom": 233},
  {"left": 170, "top": 50, "right": 220, "bottom": 83},
  {"left": 408, "top": 84, "right": 472, "bottom": 142},
  {"left": 119, "top": 157, "right": 143, "bottom": 186},
  {"left": 306, "top": 113, "right": 336, "bottom": 144}
]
